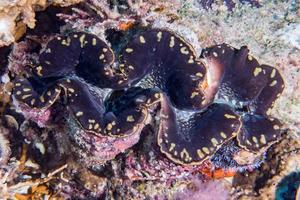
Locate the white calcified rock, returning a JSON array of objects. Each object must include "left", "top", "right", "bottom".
[
  {"left": 279, "top": 23, "right": 300, "bottom": 49},
  {"left": 0, "top": 126, "right": 10, "bottom": 165},
  {"left": 0, "top": 0, "right": 83, "bottom": 47},
  {"left": 0, "top": 15, "right": 16, "bottom": 47}
]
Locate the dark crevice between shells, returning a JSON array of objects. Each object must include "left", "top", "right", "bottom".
[{"left": 0, "top": 45, "right": 12, "bottom": 76}]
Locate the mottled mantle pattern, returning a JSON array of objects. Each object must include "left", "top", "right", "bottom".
[{"left": 12, "top": 28, "right": 283, "bottom": 167}]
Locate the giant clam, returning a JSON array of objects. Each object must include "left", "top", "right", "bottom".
[{"left": 13, "top": 29, "right": 284, "bottom": 167}]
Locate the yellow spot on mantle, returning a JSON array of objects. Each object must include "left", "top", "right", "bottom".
[
  {"left": 94, "top": 123, "right": 100, "bottom": 130},
  {"left": 269, "top": 80, "right": 277, "bottom": 87},
  {"left": 169, "top": 36, "right": 175, "bottom": 48},
  {"left": 224, "top": 114, "right": 236, "bottom": 119},
  {"left": 157, "top": 31, "right": 162, "bottom": 42},
  {"left": 260, "top": 134, "right": 267, "bottom": 144},
  {"left": 92, "top": 38, "right": 97, "bottom": 46},
  {"left": 180, "top": 148, "right": 190, "bottom": 160},
  {"left": 273, "top": 125, "right": 280, "bottom": 130},
  {"left": 270, "top": 69, "right": 276, "bottom": 78},
  {"left": 190, "top": 92, "right": 199, "bottom": 99},
  {"left": 21, "top": 94, "right": 32, "bottom": 100},
  {"left": 169, "top": 143, "right": 176, "bottom": 151},
  {"left": 139, "top": 36, "right": 146, "bottom": 43},
  {"left": 180, "top": 47, "right": 189, "bottom": 55},
  {"left": 88, "top": 119, "right": 95, "bottom": 123},
  {"left": 31, "top": 99, "right": 35, "bottom": 106},
  {"left": 128, "top": 65, "right": 134, "bottom": 70},
  {"left": 246, "top": 140, "right": 252, "bottom": 145},
  {"left": 76, "top": 111, "right": 83, "bottom": 117},
  {"left": 154, "top": 93, "right": 160, "bottom": 98},
  {"left": 68, "top": 88, "right": 75, "bottom": 93},
  {"left": 39, "top": 96, "right": 45, "bottom": 103},
  {"left": 61, "top": 38, "right": 71, "bottom": 46},
  {"left": 127, "top": 115, "right": 135, "bottom": 122},
  {"left": 197, "top": 149, "right": 205, "bottom": 159},
  {"left": 36, "top": 66, "right": 43, "bottom": 77},
  {"left": 125, "top": 48, "right": 133, "bottom": 53},
  {"left": 220, "top": 132, "right": 227, "bottom": 139},
  {"left": 196, "top": 72, "right": 203, "bottom": 77},
  {"left": 202, "top": 147, "right": 210, "bottom": 154},
  {"left": 253, "top": 67, "right": 262, "bottom": 76},
  {"left": 188, "top": 56, "right": 194, "bottom": 64},
  {"left": 23, "top": 88, "right": 31, "bottom": 92},
  {"left": 211, "top": 138, "right": 218, "bottom": 147},
  {"left": 106, "top": 123, "right": 113, "bottom": 130},
  {"left": 79, "top": 34, "right": 86, "bottom": 48},
  {"left": 252, "top": 136, "right": 258, "bottom": 143}
]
